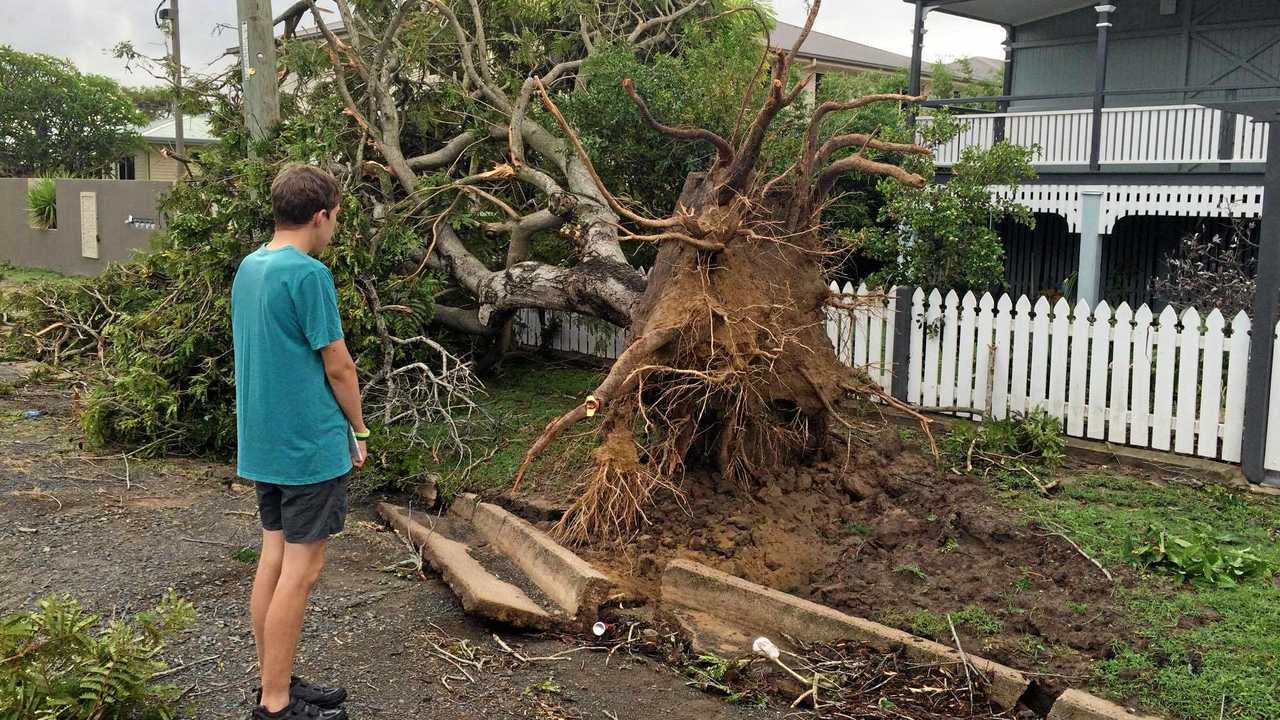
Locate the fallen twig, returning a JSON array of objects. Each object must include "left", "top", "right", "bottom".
[
  {"left": 179, "top": 536, "right": 236, "bottom": 548},
  {"left": 152, "top": 655, "right": 220, "bottom": 679},
  {"left": 1040, "top": 517, "right": 1113, "bottom": 581}
]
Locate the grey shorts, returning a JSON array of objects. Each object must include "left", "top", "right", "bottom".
[{"left": 254, "top": 473, "right": 348, "bottom": 544}]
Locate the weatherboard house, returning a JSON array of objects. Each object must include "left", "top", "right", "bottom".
[{"left": 905, "top": 0, "right": 1279, "bottom": 308}]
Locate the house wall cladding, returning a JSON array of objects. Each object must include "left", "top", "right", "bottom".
[
  {"left": 1011, "top": 0, "right": 1280, "bottom": 110},
  {"left": 0, "top": 179, "right": 168, "bottom": 275}
]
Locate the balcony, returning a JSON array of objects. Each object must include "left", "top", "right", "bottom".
[{"left": 920, "top": 104, "right": 1270, "bottom": 170}]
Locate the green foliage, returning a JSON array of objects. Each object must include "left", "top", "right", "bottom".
[
  {"left": 862, "top": 140, "right": 1037, "bottom": 292},
  {"left": 230, "top": 546, "right": 260, "bottom": 564},
  {"left": 25, "top": 178, "right": 57, "bottom": 230},
  {"left": 1124, "top": 525, "right": 1274, "bottom": 588},
  {"left": 123, "top": 86, "right": 171, "bottom": 122},
  {"left": 945, "top": 408, "right": 1067, "bottom": 473},
  {"left": 560, "top": 7, "right": 768, "bottom": 214},
  {"left": 0, "top": 46, "right": 145, "bottom": 177},
  {"left": 894, "top": 563, "right": 928, "bottom": 581},
  {"left": 681, "top": 653, "right": 764, "bottom": 704},
  {"left": 0, "top": 592, "right": 195, "bottom": 720},
  {"left": 9, "top": 100, "right": 440, "bottom": 457}
]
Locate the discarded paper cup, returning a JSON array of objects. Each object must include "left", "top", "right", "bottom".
[
  {"left": 752, "top": 636, "right": 780, "bottom": 660},
  {"left": 592, "top": 621, "right": 610, "bottom": 637}
]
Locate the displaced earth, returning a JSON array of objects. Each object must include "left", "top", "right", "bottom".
[{"left": 540, "top": 424, "right": 1135, "bottom": 698}]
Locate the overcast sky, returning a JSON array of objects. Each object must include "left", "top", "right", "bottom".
[{"left": 0, "top": 1, "right": 1005, "bottom": 88}]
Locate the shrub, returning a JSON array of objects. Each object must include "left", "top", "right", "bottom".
[
  {"left": 1124, "top": 525, "right": 1275, "bottom": 588},
  {"left": 26, "top": 178, "right": 56, "bottom": 230},
  {"left": 945, "top": 408, "right": 1067, "bottom": 471},
  {"left": 0, "top": 591, "right": 195, "bottom": 719}
]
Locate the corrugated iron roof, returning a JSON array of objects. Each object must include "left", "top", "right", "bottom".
[
  {"left": 138, "top": 114, "right": 216, "bottom": 145},
  {"left": 770, "top": 21, "right": 914, "bottom": 72}
]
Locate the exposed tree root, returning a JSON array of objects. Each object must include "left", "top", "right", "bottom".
[{"left": 512, "top": 0, "right": 935, "bottom": 543}]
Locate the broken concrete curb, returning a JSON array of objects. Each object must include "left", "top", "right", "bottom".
[
  {"left": 662, "top": 559, "right": 1030, "bottom": 710},
  {"left": 376, "top": 502, "right": 551, "bottom": 629},
  {"left": 451, "top": 493, "right": 610, "bottom": 624},
  {"left": 1047, "top": 689, "right": 1163, "bottom": 720}
]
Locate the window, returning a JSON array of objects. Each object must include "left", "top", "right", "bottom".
[{"left": 116, "top": 155, "right": 137, "bottom": 180}]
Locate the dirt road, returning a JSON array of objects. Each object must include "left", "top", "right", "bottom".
[{"left": 0, "top": 368, "right": 783, "bottom": 720}]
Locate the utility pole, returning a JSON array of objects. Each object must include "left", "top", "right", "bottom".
[
  {"left": 158, "top": 0, "right": 184, "bottom": 175},
  {"left": 237, "top": 0, "right": 281, "bottom": 146}
]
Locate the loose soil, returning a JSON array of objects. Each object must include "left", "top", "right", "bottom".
[{"left": 548, "top": 426, "right": 1136, "bottom": 698}]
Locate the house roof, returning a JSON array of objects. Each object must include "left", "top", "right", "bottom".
[
  {"left": 943, "top": 56, "right": 1004, "bottom": 83},
  {"left": 138, "top": 114, "right": 216, "bottom": 145},
  {"left": 770, "top": 21, "right": 915, "bottom": 73},
  {"left": 912, "top": 0, "right": 1098, "bottom": 27}
]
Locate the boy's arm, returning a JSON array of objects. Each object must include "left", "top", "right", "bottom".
[{"left": 320, "top": 338, "right": 368, "bottom": 467}]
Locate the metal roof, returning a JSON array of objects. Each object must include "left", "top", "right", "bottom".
[
  {"left": 943, "top": 56, "right": 1004, "bottom": 82},
  {"left": 770, "top": 21, "right": 915, "bottom": 72},
  {"left": 138, "top": 114, "right": 217, "bottom": 145},
  {"left": 909, "top": 0, "right": 1099, "bottom": 27}
]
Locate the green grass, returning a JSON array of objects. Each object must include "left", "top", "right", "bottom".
[
  {"left": 359, "top": 357, "right": 601, "bottom": 501},
  {"left": 0, "top": 263, "right": 68, "bottom": 287},
  {"left": 1011, "top": 472, "right": 1280, "bottom": 720}
]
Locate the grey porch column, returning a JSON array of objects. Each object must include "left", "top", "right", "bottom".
[
  {"left": 1089, "top": 4, "right": 1116, "bottom": 172},
  {"left": 1077, "top": 191, "right": 1105, "bottom": 306},
  {"left": 908, "top": 1, "right": 926, "bottom": 97},
  {"left": 995, "top": 26, "right": 1015, "bottom": 142},
  {"left": 1241, "top": 118, "right": 1280, "bottom": 486}
]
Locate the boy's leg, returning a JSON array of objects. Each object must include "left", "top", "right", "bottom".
[
  {"left": 251, "top": 529, "right": 286, "bottom": 671},
  {"left": 259, "top": 538, "right": 328, "bottom": 713}
]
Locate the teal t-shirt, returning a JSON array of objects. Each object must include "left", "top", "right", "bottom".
[{"left": 231, "top": 245, "right": 352, "bottom": 485}]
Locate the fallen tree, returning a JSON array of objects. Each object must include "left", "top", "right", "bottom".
[{"left": 7, "top": 0, "right": 937, "bottom": 530}]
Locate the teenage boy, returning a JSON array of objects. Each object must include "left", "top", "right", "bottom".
[{"left": 232, "top": 164, "right": 368, "bottom": 720}]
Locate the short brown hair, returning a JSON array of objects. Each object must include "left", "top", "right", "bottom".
[{"left": 270, "top": 164, "right": 340, "bottom": 227}]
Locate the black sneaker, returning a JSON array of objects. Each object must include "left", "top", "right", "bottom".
[
  {"left": 290, "top": 676, "right": 347, "bottom": 709},
  {"left": 254, "top": 678, "right": 347, "bottom": 710},
  {"left": 252, "top": 698, "right": 347, "bottom": 720}
]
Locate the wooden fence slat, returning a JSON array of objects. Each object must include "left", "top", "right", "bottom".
[
  {"left": 908, "top": 288, "right": 926, "bottom": 405},
  {"left": 992, "top": 294, "right": 1013, "bottom": 419},
  {"left": 879, "top": 290, "right": 896, "bottom": 390},
  {"left": 1010, "top": 295, "right": 1033, "bottom": 415},
  {"left": 1029, "top": 296, "right": 1051, "bottom": 410},
  {"left": 1151, "top": 305, "right": 1180, "bottom": 451},
  {"left": 854, "top": 282, "right": 871, "bottom": 371},
  {"left": 1048, "top": 298, "right": 1070, "bottom": 423},
  {"left": 1129, "top": 304, "right": 1154, "bottom": 448},
  {"left": 1174, "top": 307, "right": 1202, "bottom": 454},
  {"left": 956, "top": 292, "right": 977, "bottom": 417},
  {"left": 1087, "top": 301, "right": 1112, "bottom": 439},
  {"left": 939, "top": 290, "right": 960, "bottom": 411},
  {"left": 1197, "top": 309, "right": 1225, "bottom": 458},
  {"left": 974, "top": 293, "right": 996, "bottom": 415},
  {"left": 923, "top": 289, "right": 943, "bottom": 408},
  {"left": 1067, "top": 299, "right": 1091, "bottom": 436},
  {"left": 1221, "top": 311, "right": 1251, "bottom": 462},
  {"left": 1108, "top": 302, "right": 1133, "bottom": 444},
  {"left": 826, "top": 282, "right": 841, "bottom": 351},
  {"left": 841, "top": 283, "right": 856, "bottom": 365}
]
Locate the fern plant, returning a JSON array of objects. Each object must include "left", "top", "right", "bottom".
[
  {"left": 0, "top": 591, "right": 195, "bottom": 720},
  {"left": 26, "top": 178, "right": 57, "bottom": 230}
]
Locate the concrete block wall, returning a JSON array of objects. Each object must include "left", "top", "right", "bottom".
[{"left": 0, "top": 178, "right": 170, "bottom": 276}]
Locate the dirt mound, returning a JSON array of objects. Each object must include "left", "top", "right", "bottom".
[{"left": 573, "top": 428, "right": 1132, "bottom": 694}]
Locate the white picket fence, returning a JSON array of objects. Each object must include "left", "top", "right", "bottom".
[
  {"left": 514, "top": 281, "right": 1280, "bottom": 470},
  {"left": 903, "top": 287, "right": 1261, "bottom": 467}
]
